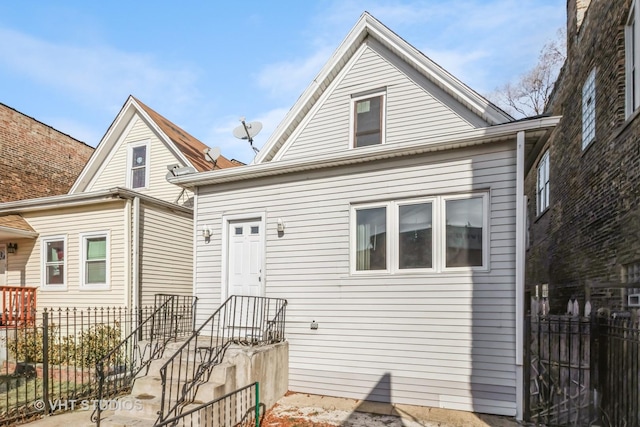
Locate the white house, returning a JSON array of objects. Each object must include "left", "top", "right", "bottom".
[
  {"left": 170, "top": 13, "right": 559, "bottom": 418},
  {"left": 0, "top": 96, "right": 237, "bottom": 309}
]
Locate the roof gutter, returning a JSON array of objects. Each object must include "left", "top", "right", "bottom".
[
  {"left": 172, "top": 116, "right": 561, "bottom": 188},
  {"left": 0, "top": 188, "right": 193, "bottom": 215}
]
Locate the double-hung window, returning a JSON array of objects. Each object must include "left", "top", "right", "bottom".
[
  {"left": 352, "top": 193, "right": 488, "bottom": 273},
  {"left": 537, "top": 150, "right": 550, "bottom": 215},
  {"left": 582, "top": 68, "right": 596, "bottom": 149},
  {"left": 352, "top": 91, "right": 385, "bottom": 148},
  {"left": 128, "top": 141, "right": 149, "bottom": 189},
  {"left": 627, "top": 3, "right": 640, "bottom": 117},
  {"left": 80, "top": 232, "right": 109, "bottom": 289},
  {"left": 42, "top": 236, "right": 66, "bottom": 290}
]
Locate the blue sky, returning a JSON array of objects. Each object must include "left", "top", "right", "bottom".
[{"left": 0, "top": 1, "right": 564, "bottom": 164}]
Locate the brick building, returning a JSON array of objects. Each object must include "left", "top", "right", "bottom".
[
  {"left": 0, "top": 103, "right": 94, "bottom": 202},
  {"left": 526, "top": 0, "right": 640, "bottom": 313}
]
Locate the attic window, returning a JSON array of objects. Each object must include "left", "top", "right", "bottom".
[
  {"left": 352, "top": 91, "right": 385, "bottom": 148},
  {"left": 128, "top": 141, "right": 149, "bottom": 189}
]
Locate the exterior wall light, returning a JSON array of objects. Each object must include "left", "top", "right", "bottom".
[{"left": 7, "top": 243, "right": 17, "bottom": 254}]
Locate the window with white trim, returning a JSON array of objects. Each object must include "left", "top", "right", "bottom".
[
  {"left": 128, "top": 141, "right": 149, "bottom": 189},
  {"left": 537, "top": 150, "right": 550, "bottom": 215},
  {"left": 582, "top": 68, "right": 596, "bottom": 149},
  {"left": 42, "top": 236, "right": 66, "bottom": 290},
  {"left": 626, "top": 3, "right": 640, "bottom": 117},
  {"left": 352, "top": 193, "right": 488, "bottom": 273},
  {"left": 352, "top": 92, "right": 385, "bottom": 148},
  {"left": 80, "top": 232, "right": 109, "bottom": 289}
]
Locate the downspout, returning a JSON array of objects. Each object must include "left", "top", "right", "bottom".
[
  {"left": 515, "top": 130, "right": 525, "bottom": 420},
  {"left": 132, "top": 196, "right": 141, "bottom": 309},
  {"left": 124, "top": 199, "right": 132, "bottom": 307}
]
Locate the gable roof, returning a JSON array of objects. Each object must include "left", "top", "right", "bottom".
[
  {"left": 0, "top": 214, "right": 38, "bottom": 239},
  {"left": 69, "top": 96, "right": 237, "bottom": 193},
  {"left": 254, "top": 12, "right": 513, "bottom": 164}
]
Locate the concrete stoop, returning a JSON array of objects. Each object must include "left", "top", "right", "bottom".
[{"left": 96, "top": 340, "right": 289, "bottom": 427}]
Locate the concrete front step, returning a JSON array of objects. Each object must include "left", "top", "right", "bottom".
[{"left": 98, "top": 414, "right": 156, "bottom": 427}]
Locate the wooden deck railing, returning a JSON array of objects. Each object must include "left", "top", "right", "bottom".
[{"left": 1, "top": 286, "right": 37, "bottom": 326}]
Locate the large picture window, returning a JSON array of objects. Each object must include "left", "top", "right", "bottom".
[
  {"left": 42, "top": 236, "right": 66, "bottom": 289},
  {"left": 80, "top": 232, "right": 109, "bottom": 289},
  {"left": 352, "top": 193, "right": 487, "bottom": 273}
]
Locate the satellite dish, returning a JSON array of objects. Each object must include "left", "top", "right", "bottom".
[
  {"left": 204, "top": 147, "right": 221, "bottom": 169},
  {"left": 233, "top": 117, "right": 262, "bottom": 154}
]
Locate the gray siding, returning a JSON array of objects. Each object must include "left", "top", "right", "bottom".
[
  {"left": 138, "top": 203, "right": 193, "bottom": 306},
  {"left": 194, "top": 141, "right": 518, "bottom": 416},
  {"left": 278, "top": 41, "right": 480, "bottom": 161}
]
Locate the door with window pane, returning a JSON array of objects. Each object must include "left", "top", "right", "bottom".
[{"left": 227, "top": 220, "right": 263, "bottom": 297}]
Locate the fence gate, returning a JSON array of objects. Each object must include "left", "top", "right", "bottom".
[{"left": 525, "top": 315, "right": 596, "bottom": 426}]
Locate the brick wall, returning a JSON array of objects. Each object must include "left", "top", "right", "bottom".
[
  {"left": 0, "top": 103, "right": 94, "bottom": 202},
  {"left": 526, "top": 0, "right": 640, "bottom": 313}
]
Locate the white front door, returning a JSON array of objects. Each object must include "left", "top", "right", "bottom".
[
  {"left": 227, "top": 219, "right": 263, "bottom": 297},
  {"left": 0, "top": 244, "right": 6, "bottom": 287}
]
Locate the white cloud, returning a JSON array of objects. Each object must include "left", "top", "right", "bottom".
[
  {"left": 0, "top": 27, "right": 201, "bottom": 117},
  {"left": 255, "top": 47, "right": 334, "bottom": 102}
]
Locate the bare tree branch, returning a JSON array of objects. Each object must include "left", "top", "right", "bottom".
[{"left": 488, "top": 28, "right": 566, "bottom": 118}]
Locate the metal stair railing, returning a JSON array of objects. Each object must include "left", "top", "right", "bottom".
[
  {"left": 92, "top": 294, "right": 197, "bottom": 426},
  {"left": 157, "top": 295, "right": 287, "bottom": 424}
]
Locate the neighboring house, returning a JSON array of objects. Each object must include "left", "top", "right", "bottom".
[
  {"left": 0, "top": 102, "right": 94, "bottom": 203},
  {"left": 170, "top": 13, "right": 559, "bottom": 418},
  {"left": 0, "top": 96, "right": 237, "bottom": 308},
  {"left": 525, "top": 0, "right": 640, "bottom": 313}
]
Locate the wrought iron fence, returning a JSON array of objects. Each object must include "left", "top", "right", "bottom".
[
  {"left": 158, "top": 295, "right": 287, "bottom": 423},
  {"left": 155, "top": 381, "right": 261, "bottom": 427},
  {"left": 0, "top": 296, "right": 196, "bottom": 426},
  {"left": 597, "top": 315, "right": 640, "bottom": 427},
  {"left": 526, "top": 314, "right": 640, "bottom": 427},
  {"left": 93, "top": 295, "right": 196, "bottom": 426}
]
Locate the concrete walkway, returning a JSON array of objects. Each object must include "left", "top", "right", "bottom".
[{"left": 18, "top": 392, "right": 521, "bottom": 427}]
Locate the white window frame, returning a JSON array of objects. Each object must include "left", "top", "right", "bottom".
[
  {"left": 79, "top": 231, "right": 110, "bottom": 290},
  {"left": 126, "top": 140, "right": 150, "bottom": 189},
  {"left": 441, "top": 193, "right": 489, "bottom": 272},
  {"left": 626, "top": 2, "right": 640, "bottom": 117},
  {"left": 582, "top": 68, "right": 596, "bottom": 149},
  {"left": 350, "top": 90, "right": 386, "bottom": 149},
  {"left": 537, "top": 150, "right": 550, "bottom": 215},
  {"left": 41, "top": 236, "right": 67, "bottom": 291},
  {"left": 351, "top": 192, "right": 489, "bottom": 275}
]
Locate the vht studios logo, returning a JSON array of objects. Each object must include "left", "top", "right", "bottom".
[{"left": 33, "top": 398, "right": 143, "bottom": 411}]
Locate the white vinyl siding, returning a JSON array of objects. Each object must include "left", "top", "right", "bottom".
[
  {"left": 194, "top": 141, "right": 518, "bottom": 416},
  {"left": 278, "top": 42, "right": 480, "bottom": 161},
  {"left": 87, "top": 116, "right": 191, "bottom": 204},
  {"left": 582, "top": 68, "right": 596, "bottom": 149},
  {"left": 22, "top": 202, "right": 127, "bottom": 308},
  {"left": 138, "top": 204, "right": 193, "bottom": 306}
]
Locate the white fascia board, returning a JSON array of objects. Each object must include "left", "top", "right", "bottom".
[
  {"left": 128, "top": 98, "right": 195, "bottom": 169},
  {"left": 0, "top": 188, "right": 193, "bottom": 215},
  {"left": 0, "top": 226, "right": 38, "bottom": 238},
  {"left": 69, "top": 97, "right": 137, "bottom": 194},
  {"left": 172, "top": 116, "right": 560, "bottom": 188}
]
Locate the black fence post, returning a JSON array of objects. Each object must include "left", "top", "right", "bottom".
[{"left": 42, "top": 309, "right": 49, "bottom": 416}]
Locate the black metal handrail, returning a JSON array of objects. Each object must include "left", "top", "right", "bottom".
[
  {"left": 157, "top": 295, "right": 287, "bottom": 423},
  {"left": 155, "top": 381, "right": 262, "bottom": 427},
  {"left": 92, "top": 294, "right": 197, "bottom": 426}
]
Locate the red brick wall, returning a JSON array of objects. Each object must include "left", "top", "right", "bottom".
[{"left": 0, "top": 103, "right": 94, "bottom": 202}]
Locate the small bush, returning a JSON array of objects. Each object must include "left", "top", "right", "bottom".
[{"left": 7, "top": 323, "right": 122, "bottom": 367}]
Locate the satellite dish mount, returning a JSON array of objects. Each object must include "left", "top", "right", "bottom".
[{"left": 233, "top": 117, "right": 262, "bottom": 154}]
